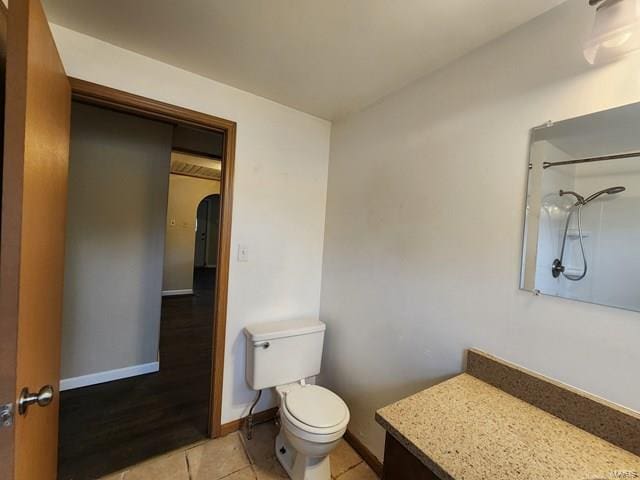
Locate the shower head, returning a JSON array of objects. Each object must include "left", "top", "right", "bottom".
[
  {"left": 559, "top": 186, "right": 625, "bottom": 206},
  {"left": 553, "top": 184, "right": 625, "bottom": 283},
  {"left": 584, "top": 186, "right": 626, "bottom": 204}
]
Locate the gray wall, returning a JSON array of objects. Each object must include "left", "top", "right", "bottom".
[{"left": 61, "top": 102, "right": 172, "bottom": 380}]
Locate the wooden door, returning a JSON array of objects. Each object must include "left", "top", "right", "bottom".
[{"left": 0, "top": 0, "right": 71, "bottom": 478}]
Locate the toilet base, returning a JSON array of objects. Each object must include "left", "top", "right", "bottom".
[{"left": 275, "top": 431, "right": 331, "bottom": 480}]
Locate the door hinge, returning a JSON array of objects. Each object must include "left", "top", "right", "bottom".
[{"left": 0, "top": 403, "right": 14, "bottom": 428}]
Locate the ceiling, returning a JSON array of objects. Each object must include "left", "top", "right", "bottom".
[
  {"left": 43, "top": 0, "right": 566, "bottom": 120},
  {"left": 171, "top": 151, "right": 222, "bottom": 181}
]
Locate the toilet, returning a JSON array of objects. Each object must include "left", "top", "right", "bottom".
[{"left": 244, "top": 319, "right": 350, "bottom": 480}]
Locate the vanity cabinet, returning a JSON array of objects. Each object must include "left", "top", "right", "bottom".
[
  {"left": 376, "top": 351, "right": 640, "bottom": 480},
  {"left": 382, "top": 433, "right": 440, "bottom": 480}
]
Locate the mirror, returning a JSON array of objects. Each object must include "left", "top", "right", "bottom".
[{"left": 521, "top": 103, "right": 640, "bottom": 313}]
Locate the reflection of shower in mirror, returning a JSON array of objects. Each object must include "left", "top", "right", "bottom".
[
  {"left": 521, "top": 102, "right": 640, "bottom": 312},
  {"left": 551, "top": 186, "right": 626, "bottom": 281}
]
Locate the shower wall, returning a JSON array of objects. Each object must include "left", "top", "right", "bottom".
[
  {"left": 535, "top": 154, "right": 640, "bottom": 311},
  {"left": 568, "top": 170, "right": 640, "bottom": 311}
]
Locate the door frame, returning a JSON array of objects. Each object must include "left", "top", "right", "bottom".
[{"left": 68, "top": 77, "right": 236, "bottom": 438}]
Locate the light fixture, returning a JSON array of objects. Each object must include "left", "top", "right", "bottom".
[{"left": 584, "top": 0, "right": 640, "bottom": 65}]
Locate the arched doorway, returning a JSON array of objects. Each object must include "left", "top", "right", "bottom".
[{"left": 194, "top": 194, "right": 220, "bottom": 293}]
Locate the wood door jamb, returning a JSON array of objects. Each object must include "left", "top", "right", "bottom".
[{"left": 67, "top": 77, "right": 235, "bottom": 438}]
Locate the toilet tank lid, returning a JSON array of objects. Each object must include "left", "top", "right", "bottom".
[{"left": 244, "top": 318, "right": 326, "bottom": 342}]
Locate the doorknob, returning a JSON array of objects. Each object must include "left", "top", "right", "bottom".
[{"left": 18, "top": 385, "right": 54, "bottom": 415}]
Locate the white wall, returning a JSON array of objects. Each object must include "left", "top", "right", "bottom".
[
  {"left": 62, "top": 102, "right": 172, "bottom": 381},
  {"left": 50, "top": 24, "right": 331, "bottom": 422},
  {"left": 320, "top": 0, "right": 640, "bottom": 461}
]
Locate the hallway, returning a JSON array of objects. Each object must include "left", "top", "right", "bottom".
[{"left": 58, "top": 268, "right": 216, "bottom": 480}]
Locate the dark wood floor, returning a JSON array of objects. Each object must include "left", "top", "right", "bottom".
[{"left": 58, "top": 268, "right": 216, "bottom": 480}]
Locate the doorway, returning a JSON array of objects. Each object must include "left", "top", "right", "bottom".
[
  {"left": 195, "top": 195, "right": 221, "bottom": 269},
  {"left": 55, "top": 81, "right": 235, "bottom": 480},
  {"left": 195, "top": 199, "right": 209, "bottom": 267}
]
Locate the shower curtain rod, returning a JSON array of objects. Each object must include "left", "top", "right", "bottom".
[{"left": 542, "top": 150, "right": 640, "bottom": 169}]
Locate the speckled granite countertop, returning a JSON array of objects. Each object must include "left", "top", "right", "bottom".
[{"left": 376, "top": 373, "right": 640, "bottom": 480}]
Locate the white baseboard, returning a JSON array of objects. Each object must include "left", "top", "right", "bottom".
[
  {"left": 161, "top": 288, "right": 193, "bottom": 296},
  {"left": 60, "top": 361, "right": 160, "bottom": 391}
]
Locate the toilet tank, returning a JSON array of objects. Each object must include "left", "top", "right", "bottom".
[{"left": 244, "top": 318, "right": 326, "bottom": 390}]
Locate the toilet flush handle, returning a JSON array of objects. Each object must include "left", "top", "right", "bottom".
[{"left": 254, "top": 341, "right": 270, "bottom": 349}]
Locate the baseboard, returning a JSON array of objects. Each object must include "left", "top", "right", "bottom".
[
  {"left": 161, "top": 289, "right": 193, "bottom": 296},
  {"left": 219, "top": 407, "right": 279, "bottom": 437},
  {"left": 344, "top": 430, "right": 383, "bottom": 478},
  {"left": 60, "top": 361, "right": 160, "bottom": 391}
]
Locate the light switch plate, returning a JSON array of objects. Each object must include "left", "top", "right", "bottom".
[{"left": 238, "top": 245, "right": 249, "bottom": 262}]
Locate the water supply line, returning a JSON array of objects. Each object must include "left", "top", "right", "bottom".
[
  {"left": 246, "top": 389, "right": 262, "bottom": 440},
  {"left": 552, "top": 204, "right": 588, "bottom": 281}
]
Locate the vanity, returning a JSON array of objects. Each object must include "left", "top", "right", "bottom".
[{"left": 376, "top": 350, "right": 640, "bottom": 480}]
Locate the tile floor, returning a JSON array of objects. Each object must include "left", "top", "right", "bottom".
[{"left": 100, "top": 421, "right": 379, "bottom": 480}]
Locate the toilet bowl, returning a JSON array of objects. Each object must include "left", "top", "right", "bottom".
[
  {"left": 244, "top": 319, "right": 350, "bottom": 480},
  {"left": 275, "top": 383, "right": 350, "bottom": 480}
]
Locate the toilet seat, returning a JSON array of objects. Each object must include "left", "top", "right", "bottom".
[
  {"left": 286, "top": 385, "right": 348, "bottom": 428},
  {"left": 279, "top": 385, "right": 350, "bottom": 439}
]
